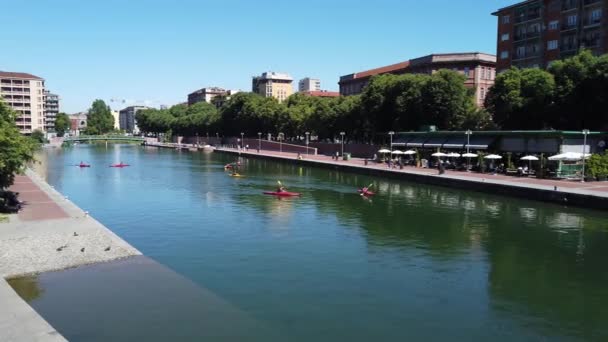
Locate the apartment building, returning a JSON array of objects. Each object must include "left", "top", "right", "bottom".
[
  {"left": 493, "top": 0, "right": 607, "bottom": 71},
  {"left": 187, "top": 87, "right": 239, "bottom": 106},
  {"left": 252, "top": 72, "right": 294, "bottom": 102},
  {"left": 119, "top": 106, "right": 149, "bottom": 134},
  {"left": 69, "top": 112, "right": 87, "bottom": 136},
  {"left": 44, "top": 90, "right": 59, "bottom": 132},
  {"left": 338, "top": 53, "right": 497, "bottom": 106},
  {"left": 0, "top": 71, "right": 46, "bottom": 134},
  {"left": 298, "top": 78, "right": 321, "bottom": 92}
]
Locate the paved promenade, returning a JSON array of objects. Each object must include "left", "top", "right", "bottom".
[
  {"left": 0, "top": 169, "right": 141, "bottom": 341},
  {"left": 215, "top": 147, "right": 608, "bottom": 208}
]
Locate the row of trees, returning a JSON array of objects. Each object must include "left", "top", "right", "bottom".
[
  {"left": 135, "top": 50, "right": 606, "bottom": 140},
  {"left": 137, "top": 69, "right": 488, "bottom": 141},
  {"left": 486, "top": 50, "right": 608, "bottom": 130}
]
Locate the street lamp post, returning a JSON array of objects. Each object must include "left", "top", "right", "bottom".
[
  {"left": 240, "top": 132, "right": 244, "bottom": 150},
  {"left": 582, "top": 129, "right": 590, "bottom": 183},
  {"left": 388, "top": 131, "right": 395, "bottom": 156},
  {"left": 305, "top": 132, "right": 310, "bottom": 155},
  {"left": 465, "top": 130, "right": 472, "bottom": 171},
  {"left": 216, "top": 132, "right": 219, "bottom": 146},
  {"left": 278, "top": 132, "right": 284, "bottom": 153},
  {"left": 340, "top": 132, "right": 345, "bottom": 157},
  {"left": 258, "top": 132, "right": 262, "bottom": 153}
]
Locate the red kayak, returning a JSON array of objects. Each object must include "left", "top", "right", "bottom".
[
  {"left": 263, "top": 191, "right": 301, "bottom": 197},
  {"left": 78, "top": 163, "right": 91, "bottom": 168},
  {"left": 358, "top": 189, "right": 375, "bottom": 196},
  {"left": 110, "top": 163, "right": 130, "bottom": 168}
]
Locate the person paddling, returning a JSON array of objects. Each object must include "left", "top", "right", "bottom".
[{"left": 277, "top": 180, "right": 287, "bottom": 193}]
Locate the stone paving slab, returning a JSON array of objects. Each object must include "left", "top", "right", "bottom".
[
  {"left": 0, "top": 279, "right": 67, "bottom": 342},
  {"left": 1, "top": 170, "right": 142, "bottom": 342}
]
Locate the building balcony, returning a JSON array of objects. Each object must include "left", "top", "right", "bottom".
[
  {"left": 561, "top": 23, "right": 579, "bottom": 31},
  {"left": 514, "top": 31, "right": 541, "bottom": 42},
  {"left": 581, "top": 39, "right": 601, "bottom": 48},
  {"left": 584, "top": 0, "right": 602, "bottom": 6},
  {"left": 584, "top": 18, "right": 602, "bottom": 27}
]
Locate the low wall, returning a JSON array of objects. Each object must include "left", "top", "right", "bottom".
[{"left": 307, "top": 143, "right": 381, "bottom": 158}]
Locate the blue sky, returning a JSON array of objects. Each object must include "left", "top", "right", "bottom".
[{"left": 0, "top": 0, "right": 514, "bottom": 113}]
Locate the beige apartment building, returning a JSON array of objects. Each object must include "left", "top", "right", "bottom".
[
  {"left": 0, "top": 71, "right": 46, "bottom": 134},
  {"left": 252, "top": 72, "right": 294, "bottom": 102}
]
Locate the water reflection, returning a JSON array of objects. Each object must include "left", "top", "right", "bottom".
[
  {"left": 31, "top": 145, "right": 608, "bottom": 341},
  {"left": 8, "top": 276, "right": 43, "bottom": 302}
]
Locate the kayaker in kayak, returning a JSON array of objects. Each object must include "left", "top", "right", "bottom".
[{"left": 277, "top": 180, "right": 286, "bottom": 193}]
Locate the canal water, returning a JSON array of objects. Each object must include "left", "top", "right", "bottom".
[{"left": 14, "top": 144, "right": 608, "bottom": 341}]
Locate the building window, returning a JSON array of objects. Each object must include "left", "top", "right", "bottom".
[
  {"left": 464, "top": 67, "right": 470, "bottom": 77},
  {"left": 516, "top": 46, "right": 526, "bottom": 58},
  {"left": 548, "top": 20, "right": 559, "bottom": 30},
  {"left": 500, "top": 51, "right": 509, "bottom": 59},
  {"left": 480, "top": 87, "right": 486, "bottom": 100},
  {"left": 567, "top": 14, "right": 578, "bottom": 27},
  {"left": 502, "top": 15, "right": 510, "bottom": 24},
  {"left": 548, "top": 40, "right": 559, "bottom": 50},
  {"left": 590, "top": 9, "right": 602, "bottom": 23},
  {"left": 501, "top": 33, "right": 510, "bottom": 41}
]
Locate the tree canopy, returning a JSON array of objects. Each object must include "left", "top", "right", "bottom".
[
  {"left": 85, "top": 99, "right": 114, "bottom": 135},
  {"left": 0, "top": 100, "right": 37, "bottom": 189},
  {"left": 486, "top": 50, "right": 608, "bottom": 130},
  {"left": 54, "top": 112, "right": 70, "bottom": 137}
]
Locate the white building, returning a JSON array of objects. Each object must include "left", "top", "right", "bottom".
[
  {"left": 298, "top": 77, "right": 321, "bottom": 92},
  {"left": 252, "top": 72, "right": 294, "bottom": 102},
  {"left": 0, "top": 71, "right": 46, "bottom": 134}
]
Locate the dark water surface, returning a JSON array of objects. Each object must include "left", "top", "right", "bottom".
[{"left": 14, "top": 144, "right": 608, "bottom": 341}]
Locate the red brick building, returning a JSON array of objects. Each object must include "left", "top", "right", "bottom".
[
  {"left": 493, "top": 0, "right": 608, "bottom": 72},
  {"left": 300, "top": 90, "right": 340, "bottom": 98},
  {"left": 338, "top": 53, "right": 496, "bottom": 107}
]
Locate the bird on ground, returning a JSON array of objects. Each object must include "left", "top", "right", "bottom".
[
  {"left": 104, "top": 246, "right": 111, "bottom": 251},
  {"left": 80, "top": 247, "right": 85, "bottom": 252},
  {"left": 56, "top": 244, "right": 67, "bottom": 252},
  {"left": 73, "top": 232, "right": 78, "bottom": 237}
]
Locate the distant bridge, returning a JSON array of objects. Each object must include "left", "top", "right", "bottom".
[{"left": 63, "top": 135, "right": 145, "bottom": 143}]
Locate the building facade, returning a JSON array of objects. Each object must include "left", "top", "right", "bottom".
[
  {"left": 301, "top": 90, "right": 341, "bottom": 98},
  {"left": 338, "top": 53, "right": 497, "bottom": 106},
  {"left": 0, "top": 71, "right": 46, "bottom": 134},
  {"left": 119, "top": 106, "right": 149, "bottom": 134},
  {"left": 252, "top": 72, "right": 293, "bottom": 102},
  {"left": 44, "top": 90, "right": 59, "bottom": 133},
  {"left": 111, "top": 110, "right": 120, "bottom": 130},
  {"left": 298, "top": 78, "right": 321, "bottom": 92},
  {"left": 493, "top": 0, "right": 607, "bottom": 72},
  {"left": 69, "top": 112, "right": 87, "bottom": 136},
  {"left": 187, "top": 87, "right": 239, "bottom": 107}
]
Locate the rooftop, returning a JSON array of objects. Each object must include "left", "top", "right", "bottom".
[
  {"left": 0, "top": 71, "right": 43, "bottom": 80},
  {"left": 256, "top": 72, "right": 293, "bottom": 81},
  {"left": 492, "top": 0, "right": 538, "bottom": 15},
  {"left": 340, "top": 52, "right": 496, "bottom": 82}
]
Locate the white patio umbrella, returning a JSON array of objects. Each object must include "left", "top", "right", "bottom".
[
  {"left": 391, "top": 150, "right": 404, "bottom": 155},
  {"left": 403, "top": 150, "right": 417, "bottom": 155},
  {"left": 484, "top": 154, "right": 503, "bottom": 160},
  {"left": 548, "top": 152, "right": 591, "bottom": 161},
  {"left": 432, "top": 152, "right": 448, "bottom": 157},
  {"left": 462, "top": 152, "right": 478, "bottom": 158},
  {"left": 521, "top": 155, "right": 539, "bottom": 171},
  {"left": 378, "top": 149, "right": 391, "bottom": 153},
  {"left": 447, "top": 152, "right": 461, "bottom": 158}
]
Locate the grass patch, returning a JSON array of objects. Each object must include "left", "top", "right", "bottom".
[{"left": 0, "top": 214, "right": 8, "bottom": 223}]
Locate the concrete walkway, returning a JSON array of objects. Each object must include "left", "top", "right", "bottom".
[
  {"left": 215, "top": 148, "right": 608, "bottom": 209},
  {"left": 0, "top": 170, "right": 142, "bottom": 341}
]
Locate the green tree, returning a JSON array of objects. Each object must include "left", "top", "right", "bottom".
[
  {"left": 85, "top": 99, "right": 114, "bottom": 135},
  {"left": 30, "top": 129, "right": 47, "bottom": 144},
  {"left": 0, "top": 100, "right": 36, "bottom": 189},
  {"left": 54, "top": 112, "right": 70, "bottom": 137},
  {"left": 485, "top": 67, "right": 555, "bottom": 129}
]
